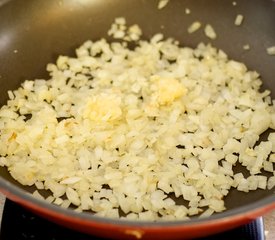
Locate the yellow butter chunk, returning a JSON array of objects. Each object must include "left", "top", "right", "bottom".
[
  {"left": 152, "top": 76, "right": 187, "bottom": 105},
  {"left": 83, "top": 94, "right": 122, "bottom": 122}
]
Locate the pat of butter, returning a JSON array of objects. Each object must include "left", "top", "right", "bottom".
[{"left": 83, "top": 94, "right": 122, "bottom": 122}]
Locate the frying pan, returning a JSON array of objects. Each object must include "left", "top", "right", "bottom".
[{"left": 0, "top": 0, "right": 274, "bottom": 239}]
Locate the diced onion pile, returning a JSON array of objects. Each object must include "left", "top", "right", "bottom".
[{"left": 0, "top": 20, "right": 275, "bottom": 221}]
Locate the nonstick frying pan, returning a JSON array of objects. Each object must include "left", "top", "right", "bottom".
[{"left": 0, "top": 0, "right": 274, "bottom": 239}]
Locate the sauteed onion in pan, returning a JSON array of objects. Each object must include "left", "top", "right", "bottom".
[{"left": 0, "top": 19, "right": 274, "bottom": 221}]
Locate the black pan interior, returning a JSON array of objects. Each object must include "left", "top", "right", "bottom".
[{"left": 0, "top": 0, "right": 274, "bottom": 218}]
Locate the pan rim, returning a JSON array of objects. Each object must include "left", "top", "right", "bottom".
[{"left": 0, "top": 175, "right": 274, "bottom": 227}]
